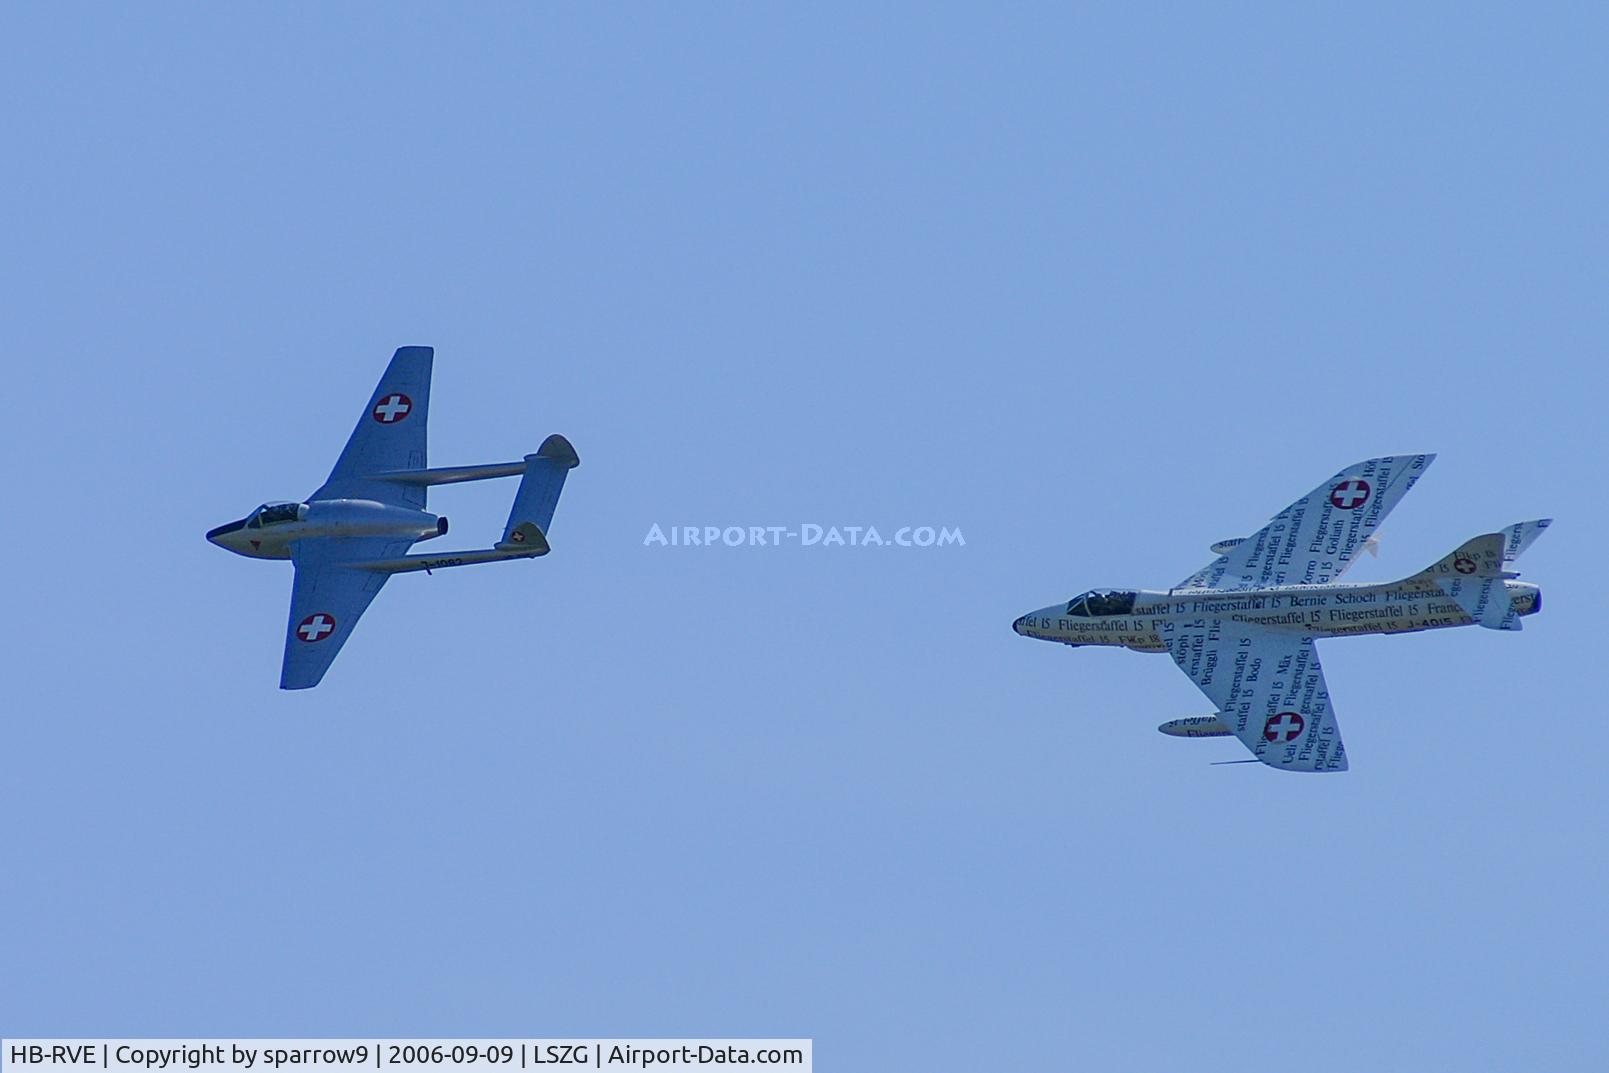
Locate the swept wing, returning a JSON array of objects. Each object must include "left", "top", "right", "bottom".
[
  {"left": 1158, "top": 620, "right": 1348, "bottom": 772},
  {"left": 1176, "top": 454, "right": 1435, "bottom": 592}
]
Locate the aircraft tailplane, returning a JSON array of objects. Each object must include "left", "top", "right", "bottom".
[
  {"left": 502, "top": 434, "right": 579, "bottom": 545},
  {"left": 1498, "top": 518, "right": 1552, "bottom": 564},
  {"left": 1407, "top": 532, "right": 1522, "bottom": 631}
]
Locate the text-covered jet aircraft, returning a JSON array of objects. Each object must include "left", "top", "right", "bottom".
[
  {"left": 208, "top": 346, "right": 579, "bottom": 689},
  {"left": 1012, "top": 455, "right": 1549, "bottom": 772}
]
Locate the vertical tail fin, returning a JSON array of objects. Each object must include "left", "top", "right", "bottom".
[
  {"left": 1415, "top": 533, "right": 1507, "bottom": 581},
  {"left": 498, "top": 434, "right": 580, "bottom": 549},
  {"left": 1410, "top": 532, "right": 1520, "bottom": 631}
]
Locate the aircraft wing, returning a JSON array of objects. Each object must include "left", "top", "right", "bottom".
[
  {"left": 1158, "top": 620, "right": 1348, "bottom": 772},
  {"left": 280, "top": 537, "right": 412, "bottom": 690},
  {"left": 1176, "top": 454, "right": 1435, "bottom": 591},
  {"left": 310, "top": 346, "right": 433, "bottom": 508}
]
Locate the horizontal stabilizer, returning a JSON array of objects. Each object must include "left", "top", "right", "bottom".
[
  {"left": 503, "top": 435, "right": 579, "bottom": 544},
  {"left": 1412, "top": 533, "right": 1521, "bottom": 630},
  {"left": 1439, "top": 575, "right": 1520, "bottom": 630},
  {"left": 1500, "top": 518, "right": 1552, "bottom": 564}
]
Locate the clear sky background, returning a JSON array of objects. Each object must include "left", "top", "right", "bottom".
[{"left": 3, "top": 5, "right": 1606, "bottom": 1070}]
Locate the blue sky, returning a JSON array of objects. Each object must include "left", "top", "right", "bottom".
[{"left": 3, "top": 5, "right": 1606, "bottom": 1069}]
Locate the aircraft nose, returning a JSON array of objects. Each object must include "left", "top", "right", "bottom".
[
  {"left": 1012, "top": 615, "right": 1028, "bottom": 636},
  {"left": 206, "top": 518, "right": 246, "bottom": 546}
]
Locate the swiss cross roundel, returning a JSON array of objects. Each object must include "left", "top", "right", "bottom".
[
  {"left": 1454, "top": 555, "right": 1478, "bottom": 575},
  {"left": 372, "top": 393, "right": 413, "bottom": 423},
  {"left": 1263, "top": 711, "right": 1305, "bottom": 742},
  {"left": 297, "top": 612, "right": 337, "bottom": 643},
  {"left": 1329, "top": 479, "right": 1371, "bottom": 510}
]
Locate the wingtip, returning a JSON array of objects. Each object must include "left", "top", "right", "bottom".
[
  {"left": 1346, "top": 453, "right": 1436, "bottom": 473},
  {"left": 279, "top": 668, "right": 325, "bottom": 690}
]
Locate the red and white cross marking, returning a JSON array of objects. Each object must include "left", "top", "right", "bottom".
[
  {"left": 1263, "top": 711, "right": 1306, "bottom": 742},
  {"left": 372, "top": 393, "right": 413, "bottom": 423},
  {"left": 1329, "top": 479, "right": 1371, "bottom": 510},
  {"left": 297, "top": 612, "right": 337, "bottom": 642},
  {"left": 1454, "top": 555, "right": 1478, "bottom": 575}
]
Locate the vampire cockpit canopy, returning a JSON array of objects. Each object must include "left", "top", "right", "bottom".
[{"left": 248, "top": 502, "right": 307, "bottom": 527}]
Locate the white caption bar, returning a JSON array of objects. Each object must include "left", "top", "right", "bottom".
[{"left": 3, "top": 1042, "right": 811, "bottom": 1073}]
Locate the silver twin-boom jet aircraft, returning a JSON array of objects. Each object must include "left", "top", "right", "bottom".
[{"left": 208, "top": 346, "right": 579, "bottom": 689}]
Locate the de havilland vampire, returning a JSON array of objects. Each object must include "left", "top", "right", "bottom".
[
  {"left": 208, "top": 346, "right": 579, "bottom": 689},
  {"left": 1012, "top": 455, "right": 1549, "bottom": 771}
]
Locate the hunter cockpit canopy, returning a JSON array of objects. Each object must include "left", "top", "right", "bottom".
[{"left": 1065, "top": 590, "right": 1138, "bottom": 617}]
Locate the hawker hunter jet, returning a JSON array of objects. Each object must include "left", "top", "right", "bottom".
[
  {"left": 1012, "top": 455, "right": 1549, "bottom": 772},
  {"left": 208, "top": 346, "right": 579, "bottom": 689}
]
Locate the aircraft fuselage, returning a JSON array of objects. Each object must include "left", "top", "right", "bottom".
[
  {"left": 1013, "top": 579, "right": 1542, "bottom": 651},
  {"left": 206, "top": 498, "right": 446, "bottom": 560}
]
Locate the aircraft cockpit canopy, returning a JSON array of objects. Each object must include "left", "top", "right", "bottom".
[
  {"left": 248, "top": 502, "right": 306, "bottom": 528},
  {"left": 1065, "top": 589, "right": 1137, "bottom": 617}
]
